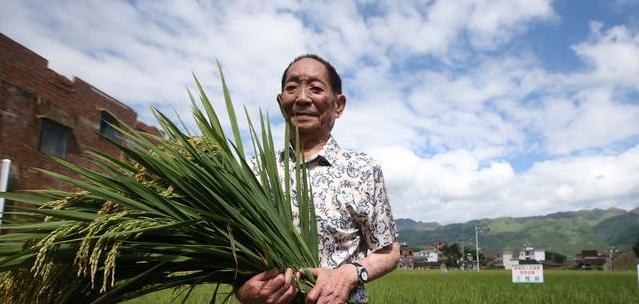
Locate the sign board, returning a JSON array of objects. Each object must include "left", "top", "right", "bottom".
[{"left": 512, "top": 264, "right": 544, "bottom": 283}]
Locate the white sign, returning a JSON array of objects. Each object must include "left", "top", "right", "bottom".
[{"left": 512, "top": 264, "right": 544, "bottom": 283}]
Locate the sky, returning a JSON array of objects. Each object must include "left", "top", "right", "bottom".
[{"left": 1, "top": 0, "right": 638, "bottom": 224}]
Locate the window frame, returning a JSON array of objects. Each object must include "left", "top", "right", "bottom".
[
  {"left": 99, "top": 111, "right": 120, "bottom": 141},
  {"left": 39, "top": 118, "right": 72, "bottom": 159}
]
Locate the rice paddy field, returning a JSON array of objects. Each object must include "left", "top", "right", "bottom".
[{"left": 126, "top": 270, "right": 639, "bottom": 303}]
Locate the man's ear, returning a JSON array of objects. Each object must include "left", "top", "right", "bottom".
[
  {"left": 335, "top": 94, "right": 346, "bottom": 118},
  {"left": 277, "top": 94, "right": 288, "bottom": 120}
]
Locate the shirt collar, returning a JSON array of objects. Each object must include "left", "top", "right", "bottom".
[
  {"left": 314, "top": 136, "right": 340, "bottom": 166},
  {"left": 280, "top": 135, "right": 340, "bottom": 166}
]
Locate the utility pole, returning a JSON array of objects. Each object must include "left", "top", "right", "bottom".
[
  {"left": 475, "top": 225, "right": 480, "bottom": 272},
  {"left": 473, "top": 223, "right": 490, "bottom": 272},
  {"left": 459, "top": 231, "right": 466, "bottom": 270}
]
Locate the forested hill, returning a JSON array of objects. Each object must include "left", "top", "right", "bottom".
[{"left": 397, "top": 207, "right": 639, "bottom": 257}]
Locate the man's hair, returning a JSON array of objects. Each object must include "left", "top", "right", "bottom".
[{"left": 280, "top": 54, "right": 342, "bottom": 94}]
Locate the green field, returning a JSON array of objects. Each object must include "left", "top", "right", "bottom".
[{"left": 126, "top": 270, "right": 639, "bottom": 303}]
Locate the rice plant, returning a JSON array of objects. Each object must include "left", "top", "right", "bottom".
[{"left": 0, "top": 62, "right": 318, "bottom": 304}]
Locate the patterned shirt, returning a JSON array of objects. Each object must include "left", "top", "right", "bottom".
[{"left": 276, "top": 136, "right": 397, "bottom": 303}]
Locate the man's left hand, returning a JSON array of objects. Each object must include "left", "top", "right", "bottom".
[{"left": 304, "top": 264, "right": 358, "bottom": 304}]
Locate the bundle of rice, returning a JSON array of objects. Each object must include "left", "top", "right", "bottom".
[{"left": 0, "top": 64, "right": 319, "bottom": 303}]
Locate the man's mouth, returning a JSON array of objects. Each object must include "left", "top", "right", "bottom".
[{"left": 293, "top": 112, "right": 316, "bottom": 117}]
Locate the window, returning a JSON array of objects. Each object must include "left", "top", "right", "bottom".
[
  {"left": 39, "top": 118, "right": 71, "bottom": 158},
  {"left": 99, "top": 111, "right": 120, "bottom": 140}
]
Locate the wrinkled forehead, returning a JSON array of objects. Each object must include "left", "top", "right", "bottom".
[{"left": 284, "top": 58, "right": 331, "bottom": 84}]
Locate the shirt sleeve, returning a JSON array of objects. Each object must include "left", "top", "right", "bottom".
[{"left": 361, "top": 164, "right": 397, "bottom": 252}]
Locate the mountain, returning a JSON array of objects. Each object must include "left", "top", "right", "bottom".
[
  {"left": 396, "top": 218, "right": 440, "bottom": 231},
  {"left": 397, "top": 207, "right": 639, "bottom": 257}
]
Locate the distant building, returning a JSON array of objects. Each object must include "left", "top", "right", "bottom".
[
  {"left": 519, "top": 247, "right": 545, "bottom": 262},
  {"left": 415, "top": 249, "right": 439, "bottom": 263},
  {"left": 412, "top": 248, "right": 444, "bottom": 268},
  {"left": 399, "top": 243, "right": 415, "bottom": 269},
  {"left": 500, "top": 247, "right": 546, "bottom": 269},
  {"left": 482, "top": 251, "right": 501, "bottom": 268},
  {"left": 502, "top": 251, "right": 519, "bottom": 270},
  {"left": 401, "top": 241, "right": 451, "bottom": 269},
  {"left": 603, "top": 251, "right": 638, "bottom": 272},
  {"left": 399, "top": 243, "right": 412, "bottom": 256},
  {"left": 575, "top": 250, "right": 607, "bottom": 269},
  {"left": 0, "top": 33, "right": 160, "bottom": 211}
]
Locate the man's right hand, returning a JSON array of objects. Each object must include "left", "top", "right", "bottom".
[{"left": 235, "top": 268, "right": 298, "bottom": 304}]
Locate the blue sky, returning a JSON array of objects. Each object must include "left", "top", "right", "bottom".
[
  {"left": 1, "top": 0, "right": 638, "bottom": 223},
  {"left": 528, "top": 0, "right": 622, "bottom": 72}
]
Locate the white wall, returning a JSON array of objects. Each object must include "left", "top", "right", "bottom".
[{"left": 533, "top": 250, "right": 545, "bottom": 261}]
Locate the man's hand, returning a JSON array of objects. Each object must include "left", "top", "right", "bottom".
[
  {"left": 304, "top": 265, "right": 358, "bottom": 304},
  {"left": 235, "top": 268, "right": 298, "bottom": 304}
]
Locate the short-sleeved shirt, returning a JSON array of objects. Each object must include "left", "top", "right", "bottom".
[{"left": 276, "top": 136, "right": 397, "bottom": 303}]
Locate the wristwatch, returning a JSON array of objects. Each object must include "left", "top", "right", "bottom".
[{"left": 351, "top": 262, "right": 369, "bottom": 283}]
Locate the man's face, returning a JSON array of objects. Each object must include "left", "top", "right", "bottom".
[{"left": 278, "top": 58, "right": 345, "bottom": 139}]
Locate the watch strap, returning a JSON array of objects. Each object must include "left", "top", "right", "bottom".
[{"left": 351, "top": 262, "right": 368, "bottom": 283}]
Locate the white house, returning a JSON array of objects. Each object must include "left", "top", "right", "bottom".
[
  {"left": 519, "top": 247, "right": 545, "bottom": 262},
  {"left": 416, "top": 249, "right": 439, "bottom": 262}
]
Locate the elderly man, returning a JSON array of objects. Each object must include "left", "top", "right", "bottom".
[{"left": 236, "top": 54, "right": 399, "bottom": 304}]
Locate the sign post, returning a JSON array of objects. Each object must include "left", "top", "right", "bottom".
[{"left": 512, "top": 264, "right": 544, "bottom": 284}]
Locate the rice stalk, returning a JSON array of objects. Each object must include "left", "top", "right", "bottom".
[{"left": 0, "top": 65, "right": 320, "bottom": 303}]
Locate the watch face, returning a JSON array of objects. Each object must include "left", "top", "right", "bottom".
[{"left": 360, "top": 270, "right": 369, "bottom": 282}]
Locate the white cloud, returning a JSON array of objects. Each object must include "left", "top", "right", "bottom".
[
  {"left": 467, "top": 0, "right": 556, "bottom": 49},
  {"left": 371, "top": 145, "right": 516, "bottom": 222},
  {"left": 368, "top": 1, "right": 469, "bottom": 58},
  {"left": 570, "top": 22, "right": 639, "bottom": 88},
  {"left": 529, "top": 23, "right": 639, "bottom": 154},
  {"left": 375, "top": 145, "right": 639, "bottom": 223},
  {"left": 366, "top": 0, "right": 555, "bottom": 59},
  {"left": 539, "top": 89, "right": 639, "bottom": 154}
]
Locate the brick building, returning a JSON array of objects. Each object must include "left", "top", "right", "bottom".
[
  {"left": 399, "top": 243, "right": 415, "bottom": 269},
  {"left": 0, "top": 33, "right": 160, "bottom": 202}
]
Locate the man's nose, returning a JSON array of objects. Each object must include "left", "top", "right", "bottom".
[{"left": 295, "top": 87, "right": 312, "bottom": 104}]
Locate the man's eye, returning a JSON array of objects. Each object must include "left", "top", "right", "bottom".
[
  {"left": 311, "top": 87, "right": 323, "bottom": 93},
  {"left": 285, "top": 85, "right": 298, "bottom": 92}
]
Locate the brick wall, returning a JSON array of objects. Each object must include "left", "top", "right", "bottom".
[{"left": 0, "top": 33, "right": 161, "bottom": 208}]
